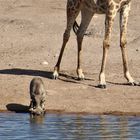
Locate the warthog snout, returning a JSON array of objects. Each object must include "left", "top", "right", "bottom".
[{"left": 29, "top": 107, "right": 45, "bottom": 115}]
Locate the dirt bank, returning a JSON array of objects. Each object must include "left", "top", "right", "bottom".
[{"left": 0, "top": 0, "right": 139, "bottom": 115}]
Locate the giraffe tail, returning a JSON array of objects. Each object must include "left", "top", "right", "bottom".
[
  {"left": 73, "top": 21, "right": 79, "bottom": 35},
  {"left": 73, "top": 21, "right": 92, "bottom": 36}
]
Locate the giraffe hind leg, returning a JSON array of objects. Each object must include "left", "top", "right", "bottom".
[
  {"left": 53, "top": 2, "right": 81, "bottom": 79},
  {"left": 76, "top": 8, "right": 94, "bottom": 80}
]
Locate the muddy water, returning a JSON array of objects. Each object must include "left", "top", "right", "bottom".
[{"left": 0, "top": 113, "right": 140, "bottom": 139}]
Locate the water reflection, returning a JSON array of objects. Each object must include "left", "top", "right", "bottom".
[
  {"left": 0, "top": 113, "right": 140, "bottom": 139},
  {"left": 29, "top": 114, "right": 45, "bottom": 124},
  {"left": 99, "top": 116, "right": 129, "bottom": 139}
]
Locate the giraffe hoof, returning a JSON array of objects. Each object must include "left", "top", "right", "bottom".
[
  {"left": 97, "top": 84, "right": 106, "bottom": 89},
  {"left": 77, "top": 74, "right": 85, "bottom": 81},
  {"left": 128, "top": 81, "right": 140, "bottom": 86},
  {"left": 77, "top": 69, "right": 84, "bottom": 80},
  {"left": 77, "top": 77, "right": 84, "bottom": 81},
  {"left": 52, "top": 71, "right": 59, "bottom": 80}
]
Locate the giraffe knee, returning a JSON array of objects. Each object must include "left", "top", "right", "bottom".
[
  {"left": 120, "top": 40, "right": 127, "bottom": 48},
  {"left": 63, "top": 31, "right": 70, "bottom": 42},
  {"left": 103, "top": 40, "right": 110, "bottom": 49}
]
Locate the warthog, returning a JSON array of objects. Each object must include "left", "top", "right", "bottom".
[{"left": 29, "top": 77, "right": 46, "bottom": 115}]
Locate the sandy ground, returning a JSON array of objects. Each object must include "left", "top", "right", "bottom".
[{"left": 0, "top": 0, "right": 139, "bottom": 115}]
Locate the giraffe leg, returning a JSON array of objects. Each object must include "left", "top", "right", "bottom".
[
  {"left": 120, "top": 3, "right": 137, "bottom": 86},
  {"left": 53, "top": 30, "right": 70, "bottom": 79},
  {"left": 98, "top": 10, "right": 116, "bottom": 88},
  {"left": 53, "top": 2, "right": 81, "bottom": 79},
  {"left": 77, "top": 8, "right": 94, "bottom": 80}
]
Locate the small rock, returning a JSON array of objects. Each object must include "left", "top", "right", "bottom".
[
  {"left": 54, "top": 53, "right": 59, "bottom": 58},
  {"left": 136, "top": 49, "right": 139, "bottom": 52},
  {"left": 8, "top": 63, "right": 13, "bottom": 66},
  {"left": 41, "top": 61, "right": 48, "bottom": 65}
]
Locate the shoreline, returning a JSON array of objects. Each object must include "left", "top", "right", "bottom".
[{"left": 1, "top": 109, "right": 140, "bottom": 116}]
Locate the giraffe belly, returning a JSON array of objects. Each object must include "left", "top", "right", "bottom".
[
  {"left": 84, "top": 0, "right": 107, "bottom": 14},
  {"left": 95, "top": 0, "right": 107, "bottom": 14}
]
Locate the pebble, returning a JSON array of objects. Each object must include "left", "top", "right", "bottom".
[{"left": 41, "top": 61, "right": 48, "bottom": 65}]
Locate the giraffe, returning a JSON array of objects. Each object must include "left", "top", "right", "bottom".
[{"left": 53, "top": 0, "right": 137, "bottom": 88}]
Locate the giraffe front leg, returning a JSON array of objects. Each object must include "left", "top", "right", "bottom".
[
  {"left": 77, "top": 37, "right": 85, "bottom": 80},
  {"left": 53, "top": 1, "right": 81, "bottom": 80},
  {"left": 53, "top": 32, "right": 69, "bottom": 79},
  {"left": 120, "top": 4, "right": 138, "bottom": 86},
  {"left": 98, "top": 11, "right": 116, "bottom": 89},
  {"left": 76, "top": 8, "right": 94, "bottom": 80},
  {"left": 98, "top": 41, "right": 109, "bottom": 89},
  {"left": 120, "top": 39, "right": 136, "bottom": 85}
]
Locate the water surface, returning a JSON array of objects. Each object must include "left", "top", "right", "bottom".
[{"left": 0, "top": 113, "right": 140, "bottom": 139}]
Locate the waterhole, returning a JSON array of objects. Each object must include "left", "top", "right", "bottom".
[{"left": 0, "top": 113, "right": 140, "bottom": 139}]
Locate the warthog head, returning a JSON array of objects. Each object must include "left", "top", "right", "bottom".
[{"left": 29, "top": 77, "right": 46, "bottom": 115}]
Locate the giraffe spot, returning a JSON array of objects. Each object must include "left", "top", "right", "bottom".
[{"left": 114, "top": 0, "right": 121, "bottom": 4}]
